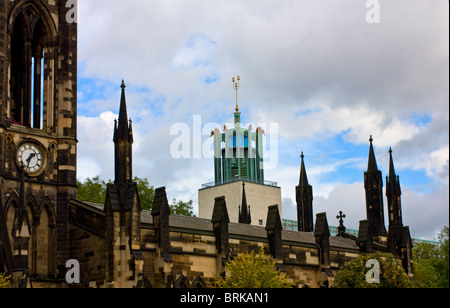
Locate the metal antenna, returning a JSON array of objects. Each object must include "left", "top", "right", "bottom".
[{"left": 232, "top": 75, "right": 240, "bottom": 114}]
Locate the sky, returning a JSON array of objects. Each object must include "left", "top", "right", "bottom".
[{"left": 75, "top": 0, "right": 449, "bottom": 240}]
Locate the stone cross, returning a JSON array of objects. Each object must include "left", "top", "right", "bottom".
[{"left": 336, "top": 211, "right": 346, "bottom": 234}]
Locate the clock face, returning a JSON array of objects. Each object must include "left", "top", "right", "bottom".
[{"left": 17, "top": 143, "right": 44, "bottom": 174}]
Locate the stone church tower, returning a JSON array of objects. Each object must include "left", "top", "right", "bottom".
[
  {"left": 364, "top": 136, "right": 388, "bottom": 243},
  {"left": 0, "top": 0, "right": 77, "bottom": 287},
  {"left": 104, "top": 81, "right": 144, "bottom": 288}
]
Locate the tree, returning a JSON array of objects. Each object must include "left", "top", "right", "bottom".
[
  {"left": 214, "top": 247, "right": 295, "bottom": 288},
  {"left": 76, "top": 176, "right": 153, "bottom": 208},
  {"left": 413, "top": 226, "right": 449, "bottom": 288},
  {"left": 170, "top": 198, "right": 195, "bottom": 217},
  {"left": 332, "top": 252, "right": 413, "bottom": 288},
  {"left": 76, "top": 176, "right": 195, "bottom": 217},
  {"left": 76, "top": 176, "right": 107, "bottom": 204},
  {"left": 0, "top": 273, "right": 10, "bottom": 288},
  {"left": 133, "top": 177, "right": 155, "bottom": 211},
  {"left": 436, "top": 226, "right": 450, "bottom": 288}
]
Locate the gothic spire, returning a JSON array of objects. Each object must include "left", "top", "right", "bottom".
[
  {"left": 115, "top": 80, "right": 133, "bottom": 142},
  {"left": 114, "top": 80, "right": 133, "bottom": 183},
  {"left": 364, "top": 136, "right": 387, "bottom": 238},
  {"left": 299, "top": 152, "right": 309, "bottom": 187},
  {"left": 367, "top": 135, "right": 379, "bottom": 172},
  {"left": 239, "top": 182, "right": 251, "bottom": 224},
  {"left": 386, "top": 148, "right": 401, "bottom": 195},
  {"left": 386, "top": 147, "right": 403, "bottom": 228},
  {"left": 296, "top": 152, "right": 314, "bottom": 232}
]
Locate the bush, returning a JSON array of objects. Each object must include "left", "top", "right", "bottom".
[
  {"left": 413, "top": 226, "right": 449, "bottom": 288},
  {"left": 0, "top": 273, "right": 11, "bottom": 288},
  {"left": 214, "top": 247, "right": 295, "bottom": 288},
  {"left": 332, "top": 252, "right": 413, "bottom": 288}
]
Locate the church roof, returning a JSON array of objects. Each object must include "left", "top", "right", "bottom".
[
  {"left": 105, "top": 182, "right": 140, "bottom": 212},
  {"left": 71, "top": 200, "right": 361, "bottom": 252}
]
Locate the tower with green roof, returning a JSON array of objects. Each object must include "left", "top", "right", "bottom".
[
  {"left": 199, "top": 76, "right": 281, "bottom": 226},
  {"left": 212, "top": 75, "right": 265, "bottom": 185}
]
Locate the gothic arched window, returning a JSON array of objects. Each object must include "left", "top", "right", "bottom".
[
  {"left": 174, "top": 275, "right": 190, "bottom": 288},
  {"left": 9, "top": 3, "right": 56, "bottom": 130}
]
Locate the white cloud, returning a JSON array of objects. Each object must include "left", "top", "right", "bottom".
[
  {"left": 255, "top": 103, "right": 426, "bottom": 148},
  {"left": 427, "top": 146, "right": 450, "bottom": 183},
  {"left": 314, "top": 182, "right": 366, "bottom": 231},
  {"left": 77, "top": 157, "right": 101, "bottom": 182},
  {"left": 312, "top": 182, "right": 449, "bottom": 240},
  {"left": 402, "top": 184, "right": 449, "bottom": 240},
  {"left": 75, "top": 0, "right": 449, "bottom": 241},
  {"left": 77, "top": 112, "right": 117, "bottom": 180},
  {"left": 172, "top": 34, "right": 217, "bottom": 68},
  {"left": 78, "top": 0, "right": 449, "bottom": 113}
]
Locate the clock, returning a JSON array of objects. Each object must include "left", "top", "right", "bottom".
[{"left": 16, "top": 142, "right": 44, "bottom": 175}]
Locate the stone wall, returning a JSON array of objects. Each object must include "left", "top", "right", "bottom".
[{"left": 66, "top": 190, "right": 363, "bottom": 288}]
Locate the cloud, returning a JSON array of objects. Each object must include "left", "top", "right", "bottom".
[
  {"left": 78, "top": 1, "right": 449, "bottom": 110},
  {"left": 390, "top": 114, "right": 449, "bottom": 184},
  {"left": 312, "top": 182, "right": 449, "bottom": 240},
  {"left": 75, "top": 0, "right": 449, "bottom": 241},
  {"left": 77, "top": 112, "right": 116, "bottom": 181},
  {"left": 172, "top": 34, "right": 217, "bottom": 68},
  {"left": 255, "top": 103, "right": 428, "bottom": 146},
  {"left": 314, "top": 182, "right": 367, "bottom": 231},
  {"left": 402, "top": 184, "right": 449, "bottom": 240}
]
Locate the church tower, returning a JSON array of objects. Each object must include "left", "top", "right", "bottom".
[
  {"left": 0, "top": 0, "right": 77, "bottom": 286},
  {"left": 104, "top": 81, "right": 143, "bottom": 288},
  {"left": 386, "top": 148, "right": 402, "bottom": 228},
  {"left": 296, "top": 153, "right": 313, "bottom": 232},
  {"left": 385, "top": 148, "right": 413, "bottom": 275},
  {"left": 113, "top": 81, "right": 133, "bottom": 184},
  {"left": 364, "top": 136, "right": 387, "bottom": 242}
]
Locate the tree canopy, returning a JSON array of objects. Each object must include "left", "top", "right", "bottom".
[
  {"left": 413, "top": 226, "right": 449, "bottom": 288},
  {"left": 76, "top": 177, "right": 195, "bottom": 216},
  {"left": 332, "top": 251, "right": 413, "bottom": 288},
  {"left": 0, "top": 273, "right": 10, "bottom": 288},
  {"left": 332, "top": 226, "right": 449, "bottom": 288},
  {"left": 214, "top": 247, "right": 295, "bottom": 288},
  {"left": 76, "top": 176, "right": 106, "bottom": 205}
]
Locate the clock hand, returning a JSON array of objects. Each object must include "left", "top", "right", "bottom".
[
  {"left": 26, "top": 153, "right": 36, "bottom": 165},
  {"left": 26, "top": 153, "right": 36, "bottom": 170}
]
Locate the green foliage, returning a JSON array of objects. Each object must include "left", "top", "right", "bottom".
[
  {"left": 214, "top": 247, "right": 295, "bottom": 288},
  {"left": 133, "top": 177, "right": 155, "bottom": 211},
  {"left": 76, "top": 176, "right": 194, "bottom": 217},
  {"left": 76, "top": 176, "right": 107, "bottom": 204},
  {"left": 413, "top": 226, "right": 449, "bottom": 288},
  {"left": 170, "top": 198, "right": 195, "bottom": 217},
  {"left": 0, "top": 273, "right": 11, "bottom": 288},
  {"left": 77, "top": 176, "right": 154, "bottom": 209},
  {"left": 332, "top": 252, "right": 413, "bottom": 288}
]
